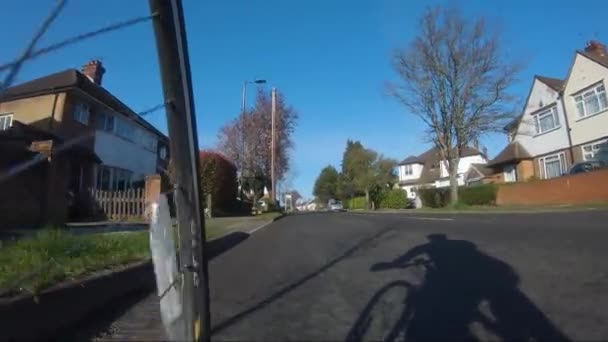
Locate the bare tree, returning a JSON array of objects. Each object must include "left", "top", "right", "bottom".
[
  {"left": 217, "top": 88, "right": 298, "bottom": 201},
  {"left": 389, "top": 6, "right": 521, "bottom": 204}
]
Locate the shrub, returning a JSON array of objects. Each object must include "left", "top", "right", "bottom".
[
  {"left": 378, "top": 189, "right": 408, "bottom": 209},
  {"left": 418, "top": 184, "right": 497, "bottom": 207},
  {"left": 459, "top": 184, "right": 498, "bottom": 206},
  {"left": 199, "top": 151, "right": 238, "bottom": 213},
  {"left": 418, "top": 187, "right": 450, "bottom": 208},
  {"left": 348, "top": 196, "right": 367, "bottom": 210}
]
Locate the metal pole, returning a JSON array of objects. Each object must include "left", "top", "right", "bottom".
[
  {"left": 270, "top": 87, "right": 276, "bottom": 203},
  {"left": 239, "top": 82, "right": 247, "bottom": 199},
  {"left": 148, "top": 1, "right": 210, "bottom": 341}
]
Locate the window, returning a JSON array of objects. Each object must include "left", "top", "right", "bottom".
[
  {"left": 114, "top": 169, "right": 132, "bottom": 190},
  {"left": 533, "top": 106, "right": 560, "bottom": 134},
  {"left": 95, "top": 111, "right": 115, "bottom": 132},
  {"left": 0, "top": 113, "right": 13, "bottom": 130},
  {"left": 573, "top": 83, "right": 608, "bottom": 119},
  {"left": 403, "top": 164, "right": 413, "bottom": 176},
  {"left": 96, "top": 165, "right": 133, "bottom": 191},
  {"left": 137, "top": 129, "right": 157, "bottom": 151},
  {"left": 159, "top": 146, "right": 168, "bottom": 160},
  {"left": 582, "top": 139, "right": 608, "bottom": 161},
  {"left": 73, "top": 103, "right": 90, "bottom": 125},
  {"left": 116, "top": 117, "right": 134, "bottom": 140},
  {"left": 539, "top": 153, "right": 567, "bottom": 179},
  {"left": 97, "top": 166, "right": 111, "bottom": 190}
]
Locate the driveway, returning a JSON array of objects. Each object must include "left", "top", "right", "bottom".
[{"left": 210, "top": 211, "right": 608, "bottom": 341}]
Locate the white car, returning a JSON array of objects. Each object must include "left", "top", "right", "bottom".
[{"left": 327, "top": 199, "right": 344, "bottom": 212}]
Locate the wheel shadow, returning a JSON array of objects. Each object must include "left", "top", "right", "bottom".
[{"left": 347, "top": 233, "right": 571, "bottom": 342}]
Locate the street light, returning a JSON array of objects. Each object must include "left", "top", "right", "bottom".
[
  {"left": 239, "top": 79, "right": 266, "bottom": 200},
  {"left": 242, "top": 79, "right": 267, "bottom": 112}
]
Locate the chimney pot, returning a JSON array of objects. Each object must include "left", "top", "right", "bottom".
[
  {"left": 81, "top": 59, "right": 105, "bottom": 85},
  {"left": 585, "top": 40, "right": 606, "bottom": 57}
]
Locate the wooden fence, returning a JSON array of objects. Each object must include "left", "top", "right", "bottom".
[{"left": 89, "top": 188, "right": 146, "bottom": 221}]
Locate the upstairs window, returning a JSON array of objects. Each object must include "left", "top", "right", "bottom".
[
  {"left": 573, "top": 83, "right": 608, "bottom": 119},
  {"left": 533, "top": 106, "right": 560, "bottom": 134},
  {"left": 403, "top": 164, "right": 413, "bottom": 176},
  {"left": 73, "top": 103, "right": 90, "bottom": 125},
  {"left": 116, "top": 117, "right": 134, "bottom": 140},
  {"left": 95, "top": 111, "right": 115, "bottom": 132},
  {"left": 0, "top": 113, "right": 13, "bottom": 130}
]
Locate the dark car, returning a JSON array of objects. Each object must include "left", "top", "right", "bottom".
[{"left": 568, "top": 160, "right": 607, "bottom": 175}]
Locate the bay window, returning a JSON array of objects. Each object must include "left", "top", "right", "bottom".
[
  {"left": 582, "top": 139, "right": 608, "bottom": 161},
  {"left": 539, "top": 153, "right": 567, "bottom": 179}
]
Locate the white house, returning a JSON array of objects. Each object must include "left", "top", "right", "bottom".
[
  {"left": 562, "top": 41, "right": 608, "bottom": 163},
  {"left": 397, "top": 146, "right": 487, "bottom": 198},
  {"left": 487, "top": 40, "right": 608, "bottom": 182},
  {"left": 487, "top": 75, "right": 570, "bottom": 181}
]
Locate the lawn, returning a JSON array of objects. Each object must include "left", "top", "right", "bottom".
[
  {"left": 0, "top": 212, "right": 282, "bottom": 297},
  {"left": 0, "top": 229, "right": 150, "bottom": 297}
]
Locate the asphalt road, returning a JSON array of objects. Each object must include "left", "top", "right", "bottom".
[{"left": 210, "top": 211, "right": 608, "bottom": 341}]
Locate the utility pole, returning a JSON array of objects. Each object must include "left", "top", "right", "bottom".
[
  {"left": 270, "top": 87, "right": 277, "bottom": 203},
  {"left": 149, "top": 1, "right": 210, "bottom": 341}
]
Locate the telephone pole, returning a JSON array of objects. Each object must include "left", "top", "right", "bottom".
[
  {"left": 270, "top": 87, "right": 277, "bottom": 203},
  {"left": 149, "top": 1, "right": 210, "bottom": 341}
]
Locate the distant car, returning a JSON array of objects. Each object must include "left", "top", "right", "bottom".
[
  {"left": 327, "top": 199, "right": 345, "bottom": 212},
  {"left": 568, "top": 160, "right": 607, "bottom": 175}
]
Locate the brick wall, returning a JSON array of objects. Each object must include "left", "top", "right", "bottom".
[{"left": 496, "top": 169, "right": 608, "bottom": 206}]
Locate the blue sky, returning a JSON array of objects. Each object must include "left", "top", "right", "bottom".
[{"left": 1, "top": 0, "right": 606, "bottom": 198}]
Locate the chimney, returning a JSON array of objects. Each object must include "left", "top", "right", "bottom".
[
  {"left": 81, "top": 60, "right": 105, "bottom": 85},
  {"left": 585, "top": 40, "right": 606, "bottom": 57}
]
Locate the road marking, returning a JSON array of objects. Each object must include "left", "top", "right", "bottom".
[
  {"left": 349, "top": 213, "right": 454, "bottom": 221},
  {"left": 407, "top": 217, "right": 454, "bottom": 221},
  {"left": 248, "top": 220, "right": 275, "bottom": 234}
]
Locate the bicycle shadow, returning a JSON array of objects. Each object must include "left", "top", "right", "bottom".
[{"left": 347, "top": 233, "right": 570, "bottom": 342}]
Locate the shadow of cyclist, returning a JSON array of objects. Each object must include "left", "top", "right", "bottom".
[{"left": 348, "top": 233, "right": 570, "bottom": 341}]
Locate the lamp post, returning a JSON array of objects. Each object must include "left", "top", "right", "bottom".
[{"left": 239, "top": 79, "right": 266, "bottom": 200}]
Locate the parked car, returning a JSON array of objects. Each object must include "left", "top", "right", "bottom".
[
  {"left": 568, "top": 160, "right": 607, "bottom": 175},
  {"left": 327, "top": 199, "right": 345, "bottom": 212}
]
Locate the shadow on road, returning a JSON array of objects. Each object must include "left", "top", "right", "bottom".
[
  {"left": 347, "top": 234, "right": 570, "bottom": 342},
  {"left": 207, "top": 231, "right": 250, "bottom": 259},
  {"left": 211, "top": 226, "right": 396, "bottom": 335},
  {"left": 56, "top": 231, "right": 250, "bottom": 340}
]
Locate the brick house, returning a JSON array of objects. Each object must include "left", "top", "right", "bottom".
[{"left": 0, "top": 60, "right": 169, "bottom": 227}]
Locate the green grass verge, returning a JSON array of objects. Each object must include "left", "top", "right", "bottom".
[
  {"left": 0, "top": 229, "right": 150, "bottom": 296},
  {"left": 1, "top": 213, "right": 283, "bottom": 296}
]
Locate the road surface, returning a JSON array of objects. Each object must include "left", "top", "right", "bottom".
[{"left": 63, "top": 210, "right": 608, "bottom": 341}]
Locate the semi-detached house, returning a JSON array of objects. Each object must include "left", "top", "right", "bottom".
[
  {"left": 0, "top": 60, "right": 169, "bottom": 226},
  {"left": 488, "top": 40, "right": 608, "bottom": 181}
]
